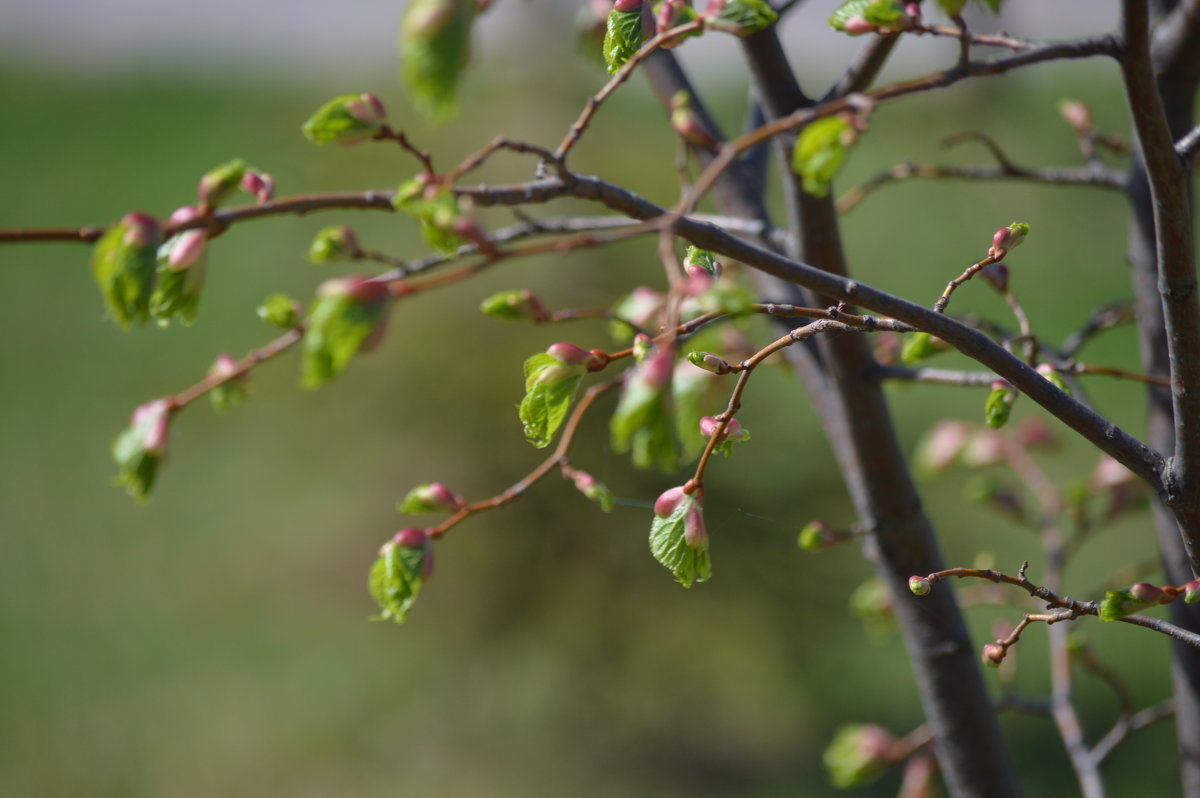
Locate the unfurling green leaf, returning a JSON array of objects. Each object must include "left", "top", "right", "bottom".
[
  {"left": 369, "top": 529, "right": 434, "bottom": 624},
  {"left": 400, "top": 0, "right": 474, "bottom": 121},
  {"left": 150, "top": 230, "right": 207, "bottom": 326},
  {"left": 900, "top": 331, "right": 943, "bottom": 364},
  {"left": 258, "top": 293, "right": 303, "bottom": 329},
  {"left": 823, "top": 724, "right": 895, "bottom": 788},
  {"left": 1098, "top": 589, "right": 1153, "bottom": 622},
  {"left": 649, "top": 486, "right": 710, "bottom": 587},
  {"left": 603, "top": 8, "right": 643, "bottom": 73},
  {"left": 709, "top": 0, "right": 779, "bottom": 35},
  {"left": 984, "top": 383, "right": 1017, "bottom": 429},
  {"left": 302, "top": 93, "right": 388, "bottom": 145},
  {"left": 519, "top": 351, "right": 586, "bottom": 448},
  {"left": 828, "top": 0, "right": 910, "bottom": 34},
  {"left": 611, "top": 348, "right": 679, "bottom": 471},
  {"left": 792, "top": 115, "right": 858, "bottom": 197},
  {"left": 301, "top": 277, "right": 391, "bottom": 389},
  {"left": 92, "top": 213, "right": 162, "bottom": 329},
  {"left": 112, "top": 398, "right": 173, "bottom": 502},
  {"left": 398, "top": 482, "right": 461, "bottom": 514},
  {"left": 394, "top": 175, "right": 468, "bottom": 255}
]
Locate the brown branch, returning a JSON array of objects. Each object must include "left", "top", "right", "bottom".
[{"left": 172, "top": 328, "right": 304, "bottom": 410}]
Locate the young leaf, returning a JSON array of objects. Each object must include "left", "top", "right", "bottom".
[
  {"left": 308, "top": 226, "right": 361, "bottom": 263},
  {"left": 900, "top": 331, "right": 943, "bottom": 364},
  {"left": 92, "top": 213, "right": 162, "bottom": 329},
  {"left": 1098, "top": 589, "right": 1153, "bottom": 622},
  {"left": 258, "top": 293, "right": 302, "bottom": 328},
  {"left": 369, "top": 529, "right": 434, "bottom": 624},
  {"left": 603, "top": 8, "right": 643, "bottom": 74},
  {"left": 792, "top": 115, "right": 858, "bottom": 198},
  {"left": 610, "top": 347, "right": 679, "bottom": 471},
  {"left": 823, "top": 724, "right": 894, "bottom": 788},
  {"left": 393, "top": 175, "right": 467, "bottom": 255},
  {"left": 568, "top": 470, "right": 614, "bottom": 512},
  {"left": 519, "top": 352, "right": 586, "bottom": 448},
  {"left": 708, "top": 0, "right": 779, "bottom": 36},
  {"left": 649, "top": 487, "right": 711, "bottom": 587},
  {"left": 400, "top": 0, "right": 475, "bottom": 121},
  {"left": 112, "top": 399, "right": 173, "bottom": 503},
  {"left": 301, "top": 277, "right": 392, "bottom": 389},
  {"left": 302, "top": 93, "right": 388, "bottom": 145},
  {"left": 197, "top": 158, "right": 247, "bottom": 210},
  {"left": 828, "top": 0, "right": 909, "bottom": 33},
  {"left": 984, "top": 383, "right": 1017, "bottom": 429},
  {"left": 150, "top": 232, "right": 207, "bottom": 326},
  {"left": 398, "top": 482, "right": 462, "bottom": 514},
  {"left": 207, "top": 354, "right": 250, "bottom": 413}
]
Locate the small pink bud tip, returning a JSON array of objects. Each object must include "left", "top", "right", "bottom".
[
  {"left": 981, "top": 643, "right": 1006, "bottom": 667},
  {"left": 613, "top": 0, "right": 641, "bottom": 11},
  {"left": 699, "top": 416, "right": 744, "bottom": 442},
  {"left": 571, "top": 470, "right": 597, "bottom": 490},
  {"left": 904, "top": 2, "right": 920, "bottom": 18},
  {"left": 683, "top": 505, "right": 708, "bottom": 549},
  {"left": 346, "top": 93, "right": 387, "bottom": 126},
  {"left": 132, "top": 398, "right": 173, "bottom": 456},
  {"left": 843, "top": 16, "right": 874, "bottom": 34},
  {"left": 641, "top": 348, "right": 674, "bottom": 390},
  {"left": 392, "top": 527, "right": 428, "bottom": 548},
  {"left": 1036, "top": 363, "right": 1055, "bottom": 377},
  {"left": 211, "top": 353, "right": 238, "bottom": 377},
  {"left": 425, "top": 482, "right": 462, "bottom": 509},
  {"left": 1130, "top": 583, "right": 1166, "bottom": 603},
  {"left": 241, "top": 171, "right": 276, "bottom": 204},
  {"left": 990, "top": 379, "right": 1014, "bottom": 392},
  {"left": 168, "top": 205, "right": 203, "bottom": 225},
  {"left": 908, "top": 576, "right": 932, "bottom": 596},
  {"left": 654, "top": 485, "right": 687, "bottom": 518},
  {"left": 1059, "top": 100, "right": 1093, "bottom": 132},
  {"left": 317, "top": 275, "right": 390, "bottom": 305},
  {"left": 990, "top": 228, "right": 1011, "bottom": 259}
]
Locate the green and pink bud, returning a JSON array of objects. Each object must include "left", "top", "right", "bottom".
[
  {"left": 687, "top": 350, "right": 733, "bottom": 375},
  {"left": 302, "top": 93, "right": 389, "bottom": 146},
  {"left": 1184, "top": 579, "right": 1200, "bottom": 604},
  {"left": 670, "top": 90, "right": 719, "bottom": 151},
  {"left": 568, "top": 469, "right": 614, "bottom": 511},
  {"left": 309, "top": 225, "right": 363, "bottom": 263},
  {"left": 1130, "top": 582, "right": 1167, "bottom": 604},
  {"left": 914, "top": 419, "right": 970, "bottom": 473},
  {"left": 654, "top": 485, "right": 687, "bottom": 517},
  {"left": 389, "top": 527, "right": 435, "bottom": 580},
  {"left": 683, "top": 502, "right": 708, "bottom": 549},
  {"left": 984, "top": 380, "right": 1018, "bottom": 429},
  {"left": 1037, "top": 363, "right": 1073, "bottom": 396},
  {"left": 908, "top": 575, "right": 932, "bottom": 596},
  {"left": 1059, "top": 100, "right": 1093, "bottom": 133},
  {"left": 797, "top": 520, "right": 837, "bottom": 552},
  {"left": 547, "top": 341, "right": 604, "bottom": 370},
  {"left": 318, "top": 275, "right": 390, "bottom": 306},
  {"left": 132, "top": 398, "right": 173, "bottom": 456},
  {"left": 207, "top": 353, "right": 250, "bottom": 411},
  {"left": 480, "top": 289, "right": 549, "bottom": 322},
  {"left": 822, "top": 724, "right": 896, "bottom": 789},
  {"left": 197, "top": 159, "right": 247, "bottom": 212},
  {"left": 988, "top": 222, "right": 1030, "bottom": 261},
  {"left": 613, "top": 0, "right": 642, "bottom": 11},
  {"left": 164, "top": 206, "right": 207, "bottom": 271},
  {"left": 699, "top": 415, "right": 747, "bottom": 443}
]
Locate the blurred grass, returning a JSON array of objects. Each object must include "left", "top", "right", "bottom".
[{"left": 0, "top": 35, "right": 1188, "bottom": 798}]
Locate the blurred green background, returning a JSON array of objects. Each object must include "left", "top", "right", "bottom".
[{"left": 0, "top": 8, "right": 1190, "bottom": 797}]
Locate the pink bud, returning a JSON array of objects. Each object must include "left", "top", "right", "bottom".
[
  {"left": 317, "top": 275, "right": 390, "bottom": 306},
  {"left": 699, "top": 416, "right": 744, "bottom": 442},
  {"left": 168, "top": 229, "right": 206, "bottom": 271},
  {"left": 241, "top": 171, "right": 276, "bottom": 204},
  {"left": 1059, "top": 100, "right": 1093, "bottom": 132},
  {"left": 904, "top": 2, "right": 920, "bottom": 18},
  {"left": 908, "top": 575, "right": 932, "bottom": 596},
  {"left": 1184, "top": 579, "right": 1200, "bottom": 604},
  {"left": 1089, "top": 454, "right": 1135, "bottom": 491},
  {"left": 981, "top": 643, "right": 1006, "bottom": 667},
  {"left": 346, "top": 92, "right": 387, "bottom": 126},
  {"left": 169, "top": 205, "right": 203, "bottom": 226},
  {"left": 641, "top": 348, "right": 674, "bottom": 390},
  {"left": 654, "top": 485, "right": 687, "bottom": 518},
  {"left": 210, "top": 353, "right": 238, "bottom": 378},
  {"left": 425, "top": 482, "right": 463, "bottom": 509},
  {"left": 132, "top": 398, "right": 173, "bottom": 456},
  {"left": 843, "top": 16, "right": 874, "bottom": 34},
  {"left": 571, "top": 470, "right": 597, "bottom": 491},
  {"left": 683, "top": 505, "right": 708, "bottom": 549},
  {"left": 1130, "top": 583, "right": 1166, "bottom": 604},
  {"left": 392, "top": 527, "right": 428, "bottom": 548},
  {"left": 121, "top": 213, "right": 159, "bottom": 247},
  {"left": 989, "top": 227, "right": 1011, "bottom": 259},
  {"left": 915, "top": 420, "right": 970, "bottom": 472},
  {"left": 547, "top": 342, "right": 596, "bottom": 366},
  {"left": 613, "top": 0, "right": 641, "bottom": 11}
]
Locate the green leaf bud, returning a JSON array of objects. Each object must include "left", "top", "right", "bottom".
[
  {"left": 480, "top": 289, "right": 549, "bottom": 322},
  {"left": 399, "top": 482, "right": 463, "bottom": 514},
  {"left": 1036, "top": 363, "right": 1073, "bottom": 396},
  {"left": 150, "top": 207, "right": 208, "bottom": 326},
  {"left": 822, "top": 724, "right": 895, "bottom": 788},
  {"left": 302, "top": 93, "right": 388, "bottom": 146},
  {"left": 519, "top": 351, "right": 586, "bottom": 448},
  {"left": 258, "top": 293, "right": 303, "bottom": 329},
  {"left": 669, "top": 91, "right": 719, "bottom": 151},
  {"left": 686, "top": 350, "right": 733, "bottom": 375},
  {"left": 1129, "top": 582, "right": 1167, "bottom": 604},
  {"left": 92, "top": 212, "right": 162, "bottom": 329},
  {"left": 900, "top": 331, "right": 944, "bottom": 364},
  {"left": 197, "top": 158, "right": 247, "bottom": 211},
  {"left": 988, "top": 222, "right": 1030, "bottom": 260},
  {"left": 829, "top": 0, "right": 913, "bottom": 34},
  {"left": 984, "top": 380, "right": 1018, "bottom": 429},
  {"left": 308, "top": 225, "right": 362, "bottom": 263},
  {"left": 1099, "top": 589, "right": 1154, "bottom": 622},
  {"left": 1184, "top": 579, "right": 1200, "bottom": 604},
  {"left": 653, "top": 0, "right": 702, "bottom": 48},
  {"left": 797, "top": 521, "right": 832, "bottom": 552}
]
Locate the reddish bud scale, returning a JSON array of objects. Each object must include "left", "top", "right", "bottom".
[
  {"left": 121, "top": 213, "right": 160, "bottom": 247},
  {"left": 1130, "top": 582, "right": 1166, "bottom": 604},
  {"left": 393, "top": 527, "right": 428, "bottom": 548},
  {"left": 981, "top": 643, "right": 1006, "bottom": 667},
  {"left": 242, "top": 171, "right": 276, "bottom": 204},
  {"left": 655, "top": 485, "right": 687, "bottom": 518},
  {"left": 613, "top": 0, "right": 641, "bottom": 11},
  {"left": 683, "top": 505, "right": 708, "bottom": 549},
  {"left": 1185, "top": 579, "right": 1200, "bottom": 603},
  {"left": 547, "top": 341, "right": 595, "bottom": 366},
  {"left": 318, "top": 275, "right": 390, "bottom": 306}
]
